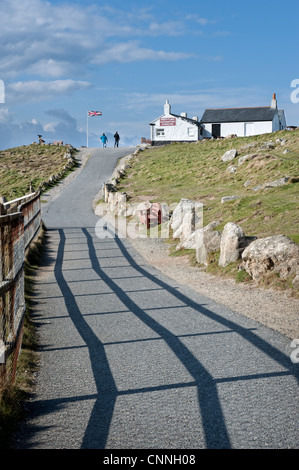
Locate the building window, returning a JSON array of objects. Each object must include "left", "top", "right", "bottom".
[
  {"left": 188, "top": 128, "right": 195, "bottom": 136},
  {"left": 156, "top": 128, "right": 165, "bottom": 136}
]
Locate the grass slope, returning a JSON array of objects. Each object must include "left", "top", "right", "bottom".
[
  {"left": 0, "top": 143, "right": 77, "bottom": 200},
  {"left": 118, "top": 129, "right": 299, "bottom": 245}
]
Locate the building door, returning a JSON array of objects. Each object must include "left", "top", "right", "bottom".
[
  {"left": 244, "top": 122, "right": 254, "bottom": 136},
  {"left": 212, "top": 124, "right": 221, "bottom": 138}
]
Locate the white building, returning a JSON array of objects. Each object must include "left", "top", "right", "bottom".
[
  {"left": 149, "top": 95, "right": 287, "bottom": 144},
  {"left": 149, "top": 100, "right": 203, "bottom": 145},
  {"left": 201, "top": 94, "right": 286, "bottom": 139}
]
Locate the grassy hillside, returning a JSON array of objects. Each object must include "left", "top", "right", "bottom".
[
  {"left": 0, "top": 144, "right": 77, "bottom": 200},
  {"left": 117, "top": 129, "right": 299, "bottom": 245}
]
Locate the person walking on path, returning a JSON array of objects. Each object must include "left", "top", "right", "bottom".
[
  {"left": 114, "top": 131, "right": 120, "bottom": 147},
  {"left": 100, "top": 133, "right": 108, "bottom": 148}
]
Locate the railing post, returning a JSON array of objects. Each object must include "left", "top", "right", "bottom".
[{"left": 0, "top": 202, "right": 6, "bottom": 216}]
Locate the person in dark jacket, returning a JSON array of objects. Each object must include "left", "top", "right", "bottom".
[{"left": 114, "top": 132, "right": 120, "bottom": 147}]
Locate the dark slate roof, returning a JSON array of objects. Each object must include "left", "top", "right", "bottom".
[
  {"left": 201, "top": 107, "right": 276, "bottom": 124},
  {"left": 171, "top": 113, "right": 202, "bottom": 127}
]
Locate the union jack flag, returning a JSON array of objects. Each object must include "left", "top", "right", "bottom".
[{"left": 88, "top": 111, "right": 102, "bottom": 116}]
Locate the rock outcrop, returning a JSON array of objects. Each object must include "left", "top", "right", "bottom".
[
  {"left": 171, "top": 199, "right": 202, "bottom": 248},
  {"left": 242, "top": 235, "right": 299, "bottom": 282},
  {"left": 221, "top": 149, "right": 238, "bottom": 162},
  {"left": 253, "top": 177, "right": 290, "bottom": 191},
  {"left": 195, "top": 221, "right": 221, "bottom": 265},
  {"left": 238, "top": 154, "right": 258, "bottom": 166},
  {"left": 221, "top": 196, "right": 240, "bottom": 203},
  {"left": 218, "top": 223, "right": 256, "bottom": 267},
  {"left": 218, "top": 223, "right": 245, "bottom": 267}
]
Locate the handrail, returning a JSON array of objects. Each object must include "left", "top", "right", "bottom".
[{"left": 3, "top": 192, "right": 36, "bottom": 207}]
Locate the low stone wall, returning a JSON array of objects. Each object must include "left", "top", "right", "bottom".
[
  {"left": 170, "top": 197, "right": 299, "bottom": 290},
  {"left": 100, "top": 148, "right": 146, "bottom": 215}
]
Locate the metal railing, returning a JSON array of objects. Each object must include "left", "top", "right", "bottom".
[{"left": 0, "top": 192, "right": 41, "bottom": 390}]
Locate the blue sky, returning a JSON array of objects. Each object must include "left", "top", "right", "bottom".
[{"left": 0, "top": 0, "right": 298, "bottom": 149}]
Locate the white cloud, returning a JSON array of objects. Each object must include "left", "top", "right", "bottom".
[
  {"left": 0, "top": 109, "right": 44, "bottom": 149},
  {"left": 27, "top": 60, "right": 77, "bottom": 79},
  {"left": 92, "top": 41, "right": 193, "bottom": 65},
  {"left": 6, "top": 80, "right": 92, "bottom": 105},
  {"left": 0, "top": 0, "right": 196, "bottom": 81},
  {"left": 147, "top": 20, "right": 187, "bottom": 37},
  {"left": 0, "top": 108, "right": 10, "bottom": 124},
  {"left": 122, "top": 87, "right": 271, "bottom": 116},
  {"left": 43, "top": 122, "right": 56, "bottom": 132},
  {"left": 0, "top": 107, "right": 86, "bottom": 149},
  {"left": 186, "top": 15, "right": 210, "bottom": 26}
]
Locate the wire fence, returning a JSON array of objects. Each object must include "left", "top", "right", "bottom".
[{"left": 0, "top": 192, "right": 41, "bottom": 392}]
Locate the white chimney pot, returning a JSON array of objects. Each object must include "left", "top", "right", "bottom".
[{"left": 164, "top": 100, "right": 171, "bottom": 115}]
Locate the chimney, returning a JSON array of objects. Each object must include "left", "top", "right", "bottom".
[
  {"left": 164, "top": 99, "right": 171, "bottom": 115},
  {"left": 271, "top": 93, "right": 277, "bottom": 109},
  {"left": 181, "top": 112, "right": 187, "bottom": 117},
  {"left": 192, "top": 116, "right": 198, "bottom": 121}
]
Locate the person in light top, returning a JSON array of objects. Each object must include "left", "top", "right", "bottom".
[{"left": 100, "top": 133, "right": 108, "bottom": 148}]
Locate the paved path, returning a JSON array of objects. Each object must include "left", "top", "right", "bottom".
[{"left": 13, "top": 148, "right": 298, "bottom": 449}]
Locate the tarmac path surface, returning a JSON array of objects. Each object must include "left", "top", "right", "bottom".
[{"left": 13, "top": 147, "right": 298, "bottom": 449}]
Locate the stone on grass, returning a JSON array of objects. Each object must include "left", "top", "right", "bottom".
[
  {"left": 176, "top": 231, "right": 196, "bottom": 250},
  {"left": 252, "top": 177, "right": 290, "bottom": 191},
  {"left": 263, "top": 177, "right": 290, "bottom": 189},
  {"left": 196, "top": 222, "right": 221, "bottom": 265},
  {"left": 221, "top": 196, "right": 240, "bottom": 203},
  {"left": 260, "top": 142, "right": 274, "bottom": 150},
  {"left": 242, "top": 235, "right": 299, "bottom": 282},
  {"left": 238, "top": 154, "right": 258, "bottom": 165},
  {"left": 219, "top": 222, "right": 245, "bottom": 267},
  {"left": 226, "top": 165, "right": 237, "bottom": 173},
  {"left": 171, "top": 199, "right": 202, "bottom": 245},
  {"left": 221, "top": 149, "right": 238, "bottom": 162},
  {"left": 170, "top": 199, "right": 194, "bottom": 232}
]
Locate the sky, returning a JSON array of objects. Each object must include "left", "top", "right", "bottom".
[{"left": 0, "top": 0, "right": 298, "bottom": 149}]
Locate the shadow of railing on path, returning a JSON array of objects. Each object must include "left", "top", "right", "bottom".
[
  {"left": 82, "top": 227, "right": 232, "bottom": 449},
  {"left": 54, "top": 229, "right": 118, "bottom": 449},
  {"left": 20, "top": 225, "right": 298, "bottom": 449},
  {"left": 112, "top": 232, "right": 299, "bottom": 380}
]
